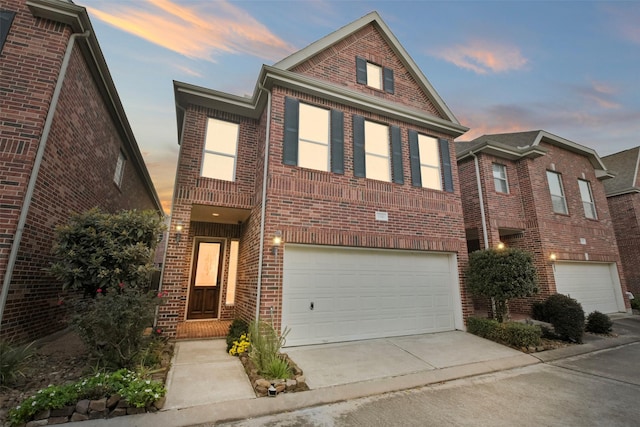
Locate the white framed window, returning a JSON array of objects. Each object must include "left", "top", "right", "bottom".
[
  {"left": 547, "top": 170, "right": 568, "bottom": 214},
  {"left": 578, "top": 179, "right": 597, "bottom": 219},
  {"left": 202, "top": 118, "right": 239, "bottom": 181},
  {"left": 365, "top": 120, "right": 390, "bottom": 182},
  {"left": 113, "top": 150, "right": 125, "bottom": 187},
  {"left": 366, "top": 62, "right": 382, "bottom": 90},
  {"left": 492, "top": 163, "right": 509, "bottom": 193},
  {"left": 418, "top": 134, "right": 441, "bottom": 190},
  {"left": 298, "top": 103, "right": 330, "bottom": 171}
]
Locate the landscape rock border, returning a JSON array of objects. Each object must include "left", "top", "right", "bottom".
[{"left": 238, "top": 353, "right": 309, "bottom": 397}]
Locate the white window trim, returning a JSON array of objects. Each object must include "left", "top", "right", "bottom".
[
  {"left": 492, "top": 163, "right": 509, "bottom": 194},
  {"left": 364, "top": 120, "right": 391, "bottom": 182},
  {"left": 298, "top": 103, "right": 330, "bottom": 172},
  {"left": 418, "top": 134, "right": 442, "bottom": 190},
  {"left": 578, "top": 179, "right": 597, "bottom": 219},
  {"left": 547, "top": 170, "right": 568, "bottom": 215},
  {"left": 113, "top": 150, "right": 125, "bottom": 187},
  {"left": 202, "top": 118, "right": 239, "bottom": 182}
]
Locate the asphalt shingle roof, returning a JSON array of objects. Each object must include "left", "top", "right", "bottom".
[{"left": 601, "top": 147, "right": 640, "bottom": 195}]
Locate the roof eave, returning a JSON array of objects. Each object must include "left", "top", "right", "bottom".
[
  {"left": 27, "top": 0, "right": 163, "bottom": 214},
  {"left": 595, "top": 169, "right": 616, "bottom": 181},
  {"left": 605, "top": 187, "right": 640, "bottom": 198},
  {"left": 457, "top": 141, "right": 547, "bottom": 162},
  {"left": 535, "top": 131, "right": 609, "bottom": 171}
]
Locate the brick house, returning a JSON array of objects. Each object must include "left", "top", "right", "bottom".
[
  {"left": 0, "top": 0, "right": 162, "bottom": 342},
  {"left": 602, "top": 147, "right": 640, "bottom": 297},
  {"left": 456, "top": 130, "right": 630, "bottom": 316},
  {"left": 160, "top": 12, "right": 474, "bottom": 345}
]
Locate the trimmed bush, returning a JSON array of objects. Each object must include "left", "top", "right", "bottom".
[
  {"left": 543, "top": 294, "right": 585, "bottom": 343},
  {"left": 531, "top": 301, "right": 547, "bottom": 322},
  {"left": 585, "top": 311, "right": 613, "bottom": 334},
  {"left": 631, "top": 298, "right": 640, "bottom": 311},
  {"left": 467, "top": 317, "right": 541, "bottom": 348},
  {"left": 226, "top": 319, "right": 249, "bottom": 352}
]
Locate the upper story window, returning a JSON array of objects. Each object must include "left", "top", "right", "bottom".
[
  {"left": 546, "top": 170, "right": 568, "bottom": 214},
  {"left": 492, "top": 163, "right": 509, "bottom": 193},
  {"left": 364, "top": 120, "right": 391, "bottom": 182},
  {"left": 202, "top": 118, "right": 239, "bottom": 181},
  {"left": 356, "top": 56, "right": 394, "bottom": 94},
  {"left": 408, "top": 131, "right": 454, "bottom": 192},
  {"left": 113, "top": 150, "right": 125, "bottom": 187},
  {"left": 283, "top": 97, "right": 344, "bottom": 174},
  {"left": 416, "top": 135, "right": 442, "bottom": 190},
  {"left": 578, "top": 179, "right": 597, "bottom": 219},
  {"left": 298, "top": 103, "right": 330, "bottom": 171},
  {"left": 0, "top": 11, "right": 16, "bottom": 55}
]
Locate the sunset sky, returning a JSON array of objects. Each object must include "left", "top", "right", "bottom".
[{"left": 80, "top": 0, "right": 640, "bottom": 213}]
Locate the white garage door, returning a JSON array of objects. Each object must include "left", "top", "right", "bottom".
[
  {"left": 281, "top": 245, "right": 462, "bottom": 347},
  {"left": 554, "top": 262, "right": 624, "bottom": 314}
]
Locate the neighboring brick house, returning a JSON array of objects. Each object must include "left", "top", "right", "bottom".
[
  {"left": 602, "top": 147, "right": 640, "bottom": 297},
  {"left": 160, "top": 12, "right": 473, "bottom": 345},
  {"left": 456, "top": 131, "right": 630, "bottom": 316},
  {"left": 0, "top": 0, "right": 162, "bottom": 342}
]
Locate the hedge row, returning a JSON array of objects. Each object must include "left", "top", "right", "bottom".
[{"left": 467, "top": 317, "right": 542, "bottom": 348}]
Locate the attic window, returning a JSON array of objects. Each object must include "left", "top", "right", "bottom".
[{"left": 356, "top": 56, "right": 394, "bottom": 94}]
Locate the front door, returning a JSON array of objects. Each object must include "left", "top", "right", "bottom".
[{"left": 187, "top": 239, "right": 224, "bottom": 319}]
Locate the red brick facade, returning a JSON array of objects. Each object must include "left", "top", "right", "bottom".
[
  {"left": 160, "top": 16, "right": 472, "bottom": 337},
  {"left": 457, "top": 135, "right": 630, "bottom": 315},
  {"left": 0, "top": 0, "right": 161, "bottom": 342},
  {"left": 607, "top": 193, "right": 640, "bottom": 296}
]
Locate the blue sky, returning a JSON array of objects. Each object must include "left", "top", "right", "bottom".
[{"left": 80, "top": 0, "right": 640, "bottom": 212}]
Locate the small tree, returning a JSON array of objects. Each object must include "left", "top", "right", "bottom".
[
  {"left": 50, "top": 208, "right": 163, "bottom": 294},
  {"left": 467, "top": 248, "right": 538, "bottom": 322}
]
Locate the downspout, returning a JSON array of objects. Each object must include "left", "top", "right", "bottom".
[
  {"left": 471, "top": 151, "right": 489, "bottom": 249},
  {"left": 255, "top": 85, "right": 272, "bottom": 321},
  {"left": 0, "top": 30, "right": 91, "bottom": 334}
]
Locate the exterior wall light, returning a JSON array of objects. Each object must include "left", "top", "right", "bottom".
[
  {"left": 272, "top": 230, "right": 282, "bottom": 255},
  {"left": 497, "top": 242, "right": 505, "bottom": 250},
  {"left": 550, "top": 253, "right": 557, "bottom": 261},
  {"left": 175, "top": 221, "right": 183, "bottom": 243}
]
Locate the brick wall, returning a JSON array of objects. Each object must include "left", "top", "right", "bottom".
[
  {"left": 607, "top": 193, "right": 640, "bottom": 296},
  {"left": 0, "top": 1, "right": 159, "bottom": 342}
]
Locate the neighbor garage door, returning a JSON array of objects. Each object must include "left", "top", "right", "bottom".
[
  {"left": 553, "top": 262, "right": 624, "bottom": 314},
  {"left": 281, "top": 245, "right": 461, "bottom": 346}
]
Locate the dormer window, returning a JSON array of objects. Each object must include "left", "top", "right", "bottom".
[{"left": 356, "top": 57, "right": 394, "bottom": 94}]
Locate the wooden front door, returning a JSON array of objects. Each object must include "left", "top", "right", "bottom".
[{"left": 187, "top": 240, "right": 224, "bottom": 319}]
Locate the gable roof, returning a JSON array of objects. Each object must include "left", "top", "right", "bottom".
[
  {"left": 27, "top": 0, "right": 162, "bottom": 213},
  {"left": 274, "top": 11, "right": 460, "bottom": 126},
  {"left": 601, "top": 147, "right": 640, "bottom": 196},
  {"left": 457, "top": 130, "right": 613, "bottom": 180}
]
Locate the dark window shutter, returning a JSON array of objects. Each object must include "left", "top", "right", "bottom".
[
  {"left": 356, "top": 56, "right": 367, "bottom": 85},
  {"left": 353, "top": 115, "right": 365, "bottom": 177},
  {"left": 408, "top": 130, "right": 421, "bottom": 187},
  {"left": 439, "top": 138, "right": 454, "bottom": 193},
  {"left": 330, "top": 110, "right": 344, "bottom": 174},
  {"left": 390, "top": 126, "right": 403, "bottom": 184},
  {"left": 383, "top": 67, "right": 394, "bottom": 94},
  {"left": 0, "top": 11, "right": 16, "bottom": 54},
  {"left": 283, "top": 97, "right": 299, "bottom": 165}
]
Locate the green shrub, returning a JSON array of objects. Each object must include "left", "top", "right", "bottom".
[
  {"left": 466, "top": 317, "right": 541, "bottom": 348},
  {"left": 262, "top": 356, "right": 292, "bottom": 380},
  {"left": 248, "top": 321, "right": 290, "bottom": 377},
  {"left": 50, "top": 209, "right": 163, "bottom": 295},
  {"left": 585, "top": 311, "right": 613, "bottom": 334},
  {"left": 543, "top": 294, "right": 585, "bottom": 343},
  {"left": 73, "top": 289, "right": 164, "bottom": 369},
  {"left": 226, "top": 318, "right": 249, "bottom": 352},
  {"left": 8, "top": 369, "right": 165, "bottom": 426},
  {"left": 531, "top": 301, "right": 547, "bottom": 322},
  {"left": 631, "top": 298, "right": 640, "bottom": 310},
  {"left": 0, "top": 341, "right": 35, "bottom": 386},
  {"left": 467, "top": 248, "right": 538, "bottom": 322}
]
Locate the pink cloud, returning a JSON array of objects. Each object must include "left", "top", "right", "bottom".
[
  {"left": 86, "top": 0, "right": 296, "bottom": 62},
  {"left": 432, "top": 40, "right": 528, "bottom": 74},
  {"left": 573, "top": 80, "right": 621, "bottom": 110}
]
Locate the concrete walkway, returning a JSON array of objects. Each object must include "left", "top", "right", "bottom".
[{"left": 80, "top": 315, "right": 640, "bottom": 427}]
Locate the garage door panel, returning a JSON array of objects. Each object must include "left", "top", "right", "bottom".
[
  {"left": 282, "top": 245, "right": 457, "bottom": 346},
  {"left": 554, "top": 262, "right": 622, "bottom": 314}
]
